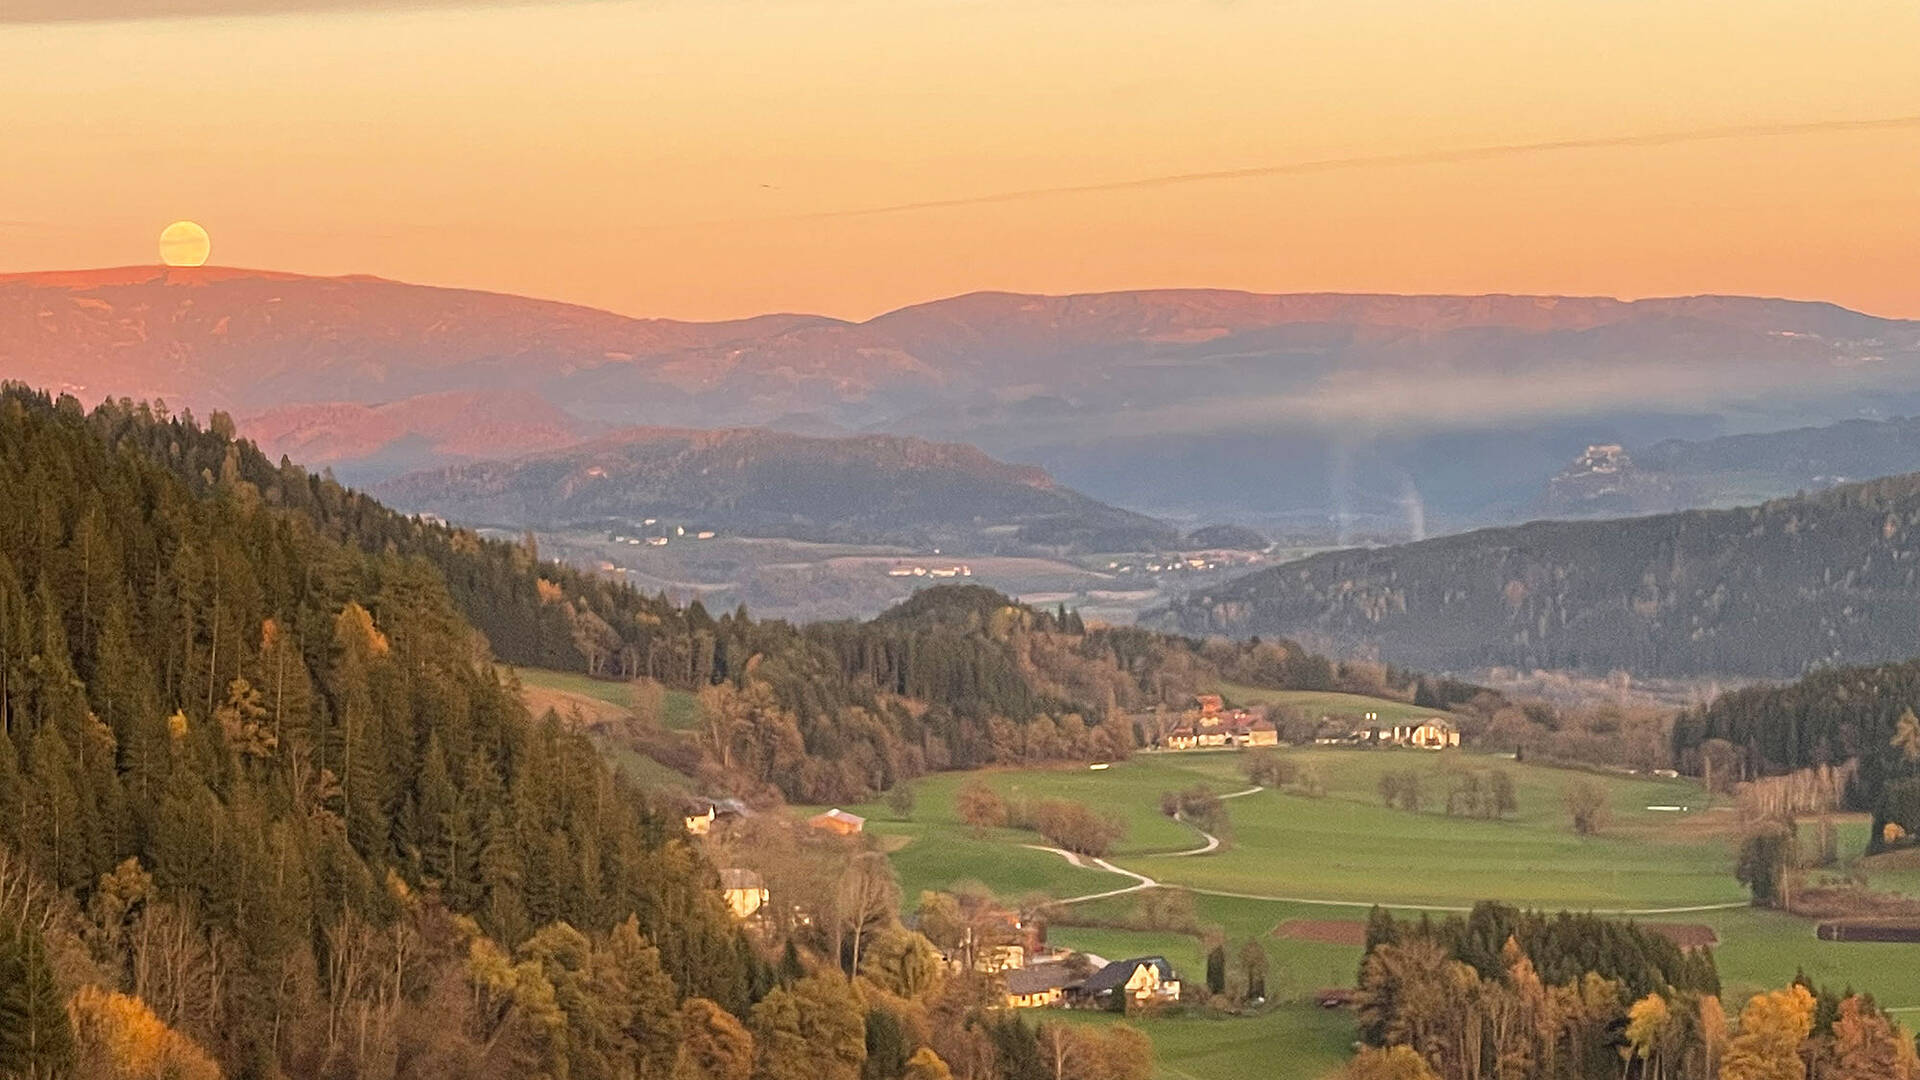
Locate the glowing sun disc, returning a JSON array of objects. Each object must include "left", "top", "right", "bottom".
[{"left": 159, "top": 220, "right": 211, "bottom": 267}]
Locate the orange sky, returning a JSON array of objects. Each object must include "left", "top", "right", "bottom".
[{"left": 4, "top": 0, "right": 1918, "bottom": 321}]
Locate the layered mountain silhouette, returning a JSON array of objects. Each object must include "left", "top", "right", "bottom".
[{"left": 9, "top": 265, "right": 1919, "bottom": 532}]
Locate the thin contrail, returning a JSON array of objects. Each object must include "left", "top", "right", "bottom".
[{"left": 780, "top": 114, "right": 1920, "bottom": 222}]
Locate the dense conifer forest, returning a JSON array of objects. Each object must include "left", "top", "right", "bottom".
[
  {"left": 1166, "top": 473, "right": 1920, "bottom": 679},
  {"left": 1672, "top": 656, "right": 1920, "bottom": 854},
  {"left": 0, "top": 385, "right": 772, "bottom": 1078}
]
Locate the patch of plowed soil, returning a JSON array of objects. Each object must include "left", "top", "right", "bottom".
[{"left": 1640, "top": 923, "right": 1719, "bottom": 949}]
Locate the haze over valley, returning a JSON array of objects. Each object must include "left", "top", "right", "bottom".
[{"left": 11, "top": 4, "right": 1920, "bottom": 1078}]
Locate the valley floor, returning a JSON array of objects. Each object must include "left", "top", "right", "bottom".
[{"left": 827, "top": 748, "right": 1920, "bottom": 1079}]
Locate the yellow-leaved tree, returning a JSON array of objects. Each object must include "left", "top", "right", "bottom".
[
  {"left": 68, "top": 985, "right": 221, "bottom": 1080},
  {"left": 1722, "top": 985, "right": 1815, "bottom": 1080}
]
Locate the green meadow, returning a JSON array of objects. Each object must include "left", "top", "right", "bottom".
[
  {"left": 840, "top": 744, "right": 1920, "bottom": 1079},
  {"left": 1216, "top": 684, "right": 1463, "bottom": 724}
]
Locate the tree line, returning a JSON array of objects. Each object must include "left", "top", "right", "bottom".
[{"left": 1353, "top": 901, "right": 1920, "bottom": 1079}]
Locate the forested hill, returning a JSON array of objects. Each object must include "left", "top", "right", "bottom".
[
  {"left": 0, "top": 386, "right": 758, "bottom": 1078},
  {"left": 1159, "top": 472, "right": 1920, "bottom": 679},
  {"left": 373, "top": 425, "right": 1177, "bottom": 552},
  {"left": 1673, "top": 656, "right": 1920, "bottom": 849}
]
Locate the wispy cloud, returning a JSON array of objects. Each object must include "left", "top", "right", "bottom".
[
  {"left": 777, "top": 115, "right": 1920, "bottom": 222},
  {"left": 0, "top": 0, "right": 597, "bottom": 24}
]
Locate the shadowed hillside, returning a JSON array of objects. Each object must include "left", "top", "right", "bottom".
[{"left": 1161, "top": 472, "right": 1920, "bottom": 679}]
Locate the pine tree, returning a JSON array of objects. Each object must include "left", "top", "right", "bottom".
[{"left": 0, "top": 917, "right": 75, "bottom": 1078}]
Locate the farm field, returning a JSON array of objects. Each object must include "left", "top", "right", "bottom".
[
  {"left": 844, "top": 749, "right": 1738, "bottom": 908},
  {"left": 841, "top": 747, "right": 1920, "bottom": 1079},
  {"left": 1215, "top": 684, "right": 1461, "bottom": 724}
]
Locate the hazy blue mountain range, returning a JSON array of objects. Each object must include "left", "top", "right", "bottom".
[{"left": 9, "top": 266, "right": 1920, "bottom": 537}]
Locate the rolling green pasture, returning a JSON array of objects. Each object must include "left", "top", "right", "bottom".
[
  {"left": 846, "top": 748, "right": 1920, "bottom": 1079},
  {"left": 850, "top": 748, "right": 1738, "bottom": 908},
  {"left": 864, "top": 818, "right": 1127, "bottom": 903}
]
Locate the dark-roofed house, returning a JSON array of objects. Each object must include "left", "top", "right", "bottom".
[
  {"left": 1004, "top": 963, "right": 1076, "bottom": 1009},
  {"left": 1071, "top": 956, "right": 1180, "bottom": 1008}
]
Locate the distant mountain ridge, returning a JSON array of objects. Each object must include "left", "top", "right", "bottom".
[
  {"left": 10, "top": 265, "right": 1920, "bottom": 532},
  {"left": 1159, "top": 472, "right": 1920, "bottom": 679},
  {"left": 373, "top": 425, "right": 1177, "bottom": 551}
]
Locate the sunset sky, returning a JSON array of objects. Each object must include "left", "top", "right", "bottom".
[{"left": 5, "top": 0, "right": 1918, "bottom": 321}]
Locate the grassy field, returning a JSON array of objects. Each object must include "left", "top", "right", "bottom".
[
  {"left": 509, "top": 666, "right": 635, "bottom": 709},
  {"left": 840, "top": 747, "right": 1920, "bottom": 1080},
  {"left": 1053, "top": 1005, "right": 1354, "bottom": 1080},
  {"left": 507, "top": 665, "right": 702, "bottom": 787},
  {"left": 1216, "top": 684, "right": 1457, "bottom": 724},
  {"left": 848, "top": 749, "right": 1736, "bottom": 908}
]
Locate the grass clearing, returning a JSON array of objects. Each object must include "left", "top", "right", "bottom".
[{"left": 509, "top": 666, "right": 635, "bottom": 709}]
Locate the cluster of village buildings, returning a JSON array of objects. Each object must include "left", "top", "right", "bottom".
[
  {"left": 681, "top": 798, "right": 1181, "bottom": 1011},
  {"left": 608, "top": 520, "right": 719, "bottom": 548},
  {"left": 1153, "top": 695, "right": 1461, "bottom": 752},
  {"left": 884, "top": 563, "right": 975, "bottom": 579},
  {"left": 1318, "top": 711, "right": 1461, "bottom": 750},
  {"left": 1159, "top": 694, "right": 1280, "bottom": 750}
]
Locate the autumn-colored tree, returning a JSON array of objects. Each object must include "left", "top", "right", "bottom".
[
  {"left": 1736, "top": 822, "right": 1797, "bottom": 908},
  {"left": 954, "top": 781, "right": 1007, "bottom": 837},
  {"left": 1562, "top": 779, "right": 1611, "bottom": 836},
  {"left": 749, "top": 976, "right": 864, "bottom": 1080},
  {"left": 1342, "top": 1045, "right": 1440, "bottom": 1080},
  {"left": 1625, "top": 993, "right": 1673, "bottom": 1080},
  {"left": 67, "top": 985, "right": 221, "bottom": 1080},
  {"left": 1075, "top": 1024, "right": 1152, "bottom": 1080},
  {"left": 1830, "top": 994, "right": 1918, "bottom": 1080},
  {"left": 675, "top": 998, "right": 754, "bottom": 1080},
  {"left": 1893, "top": 707, "right": 1920, "bottom": 765},
  {"left": 901, "top": 1046, "right": 953, "bottom": 1080},
  {"left": 1721, "top": 985, "right": 1815, "bottom": 1080},
  {"left": 858, "top": 928, "right": 945, "bottom": 1002},
  {"left": 834, "top": 854, "right": 900, "bottom": 977}
]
